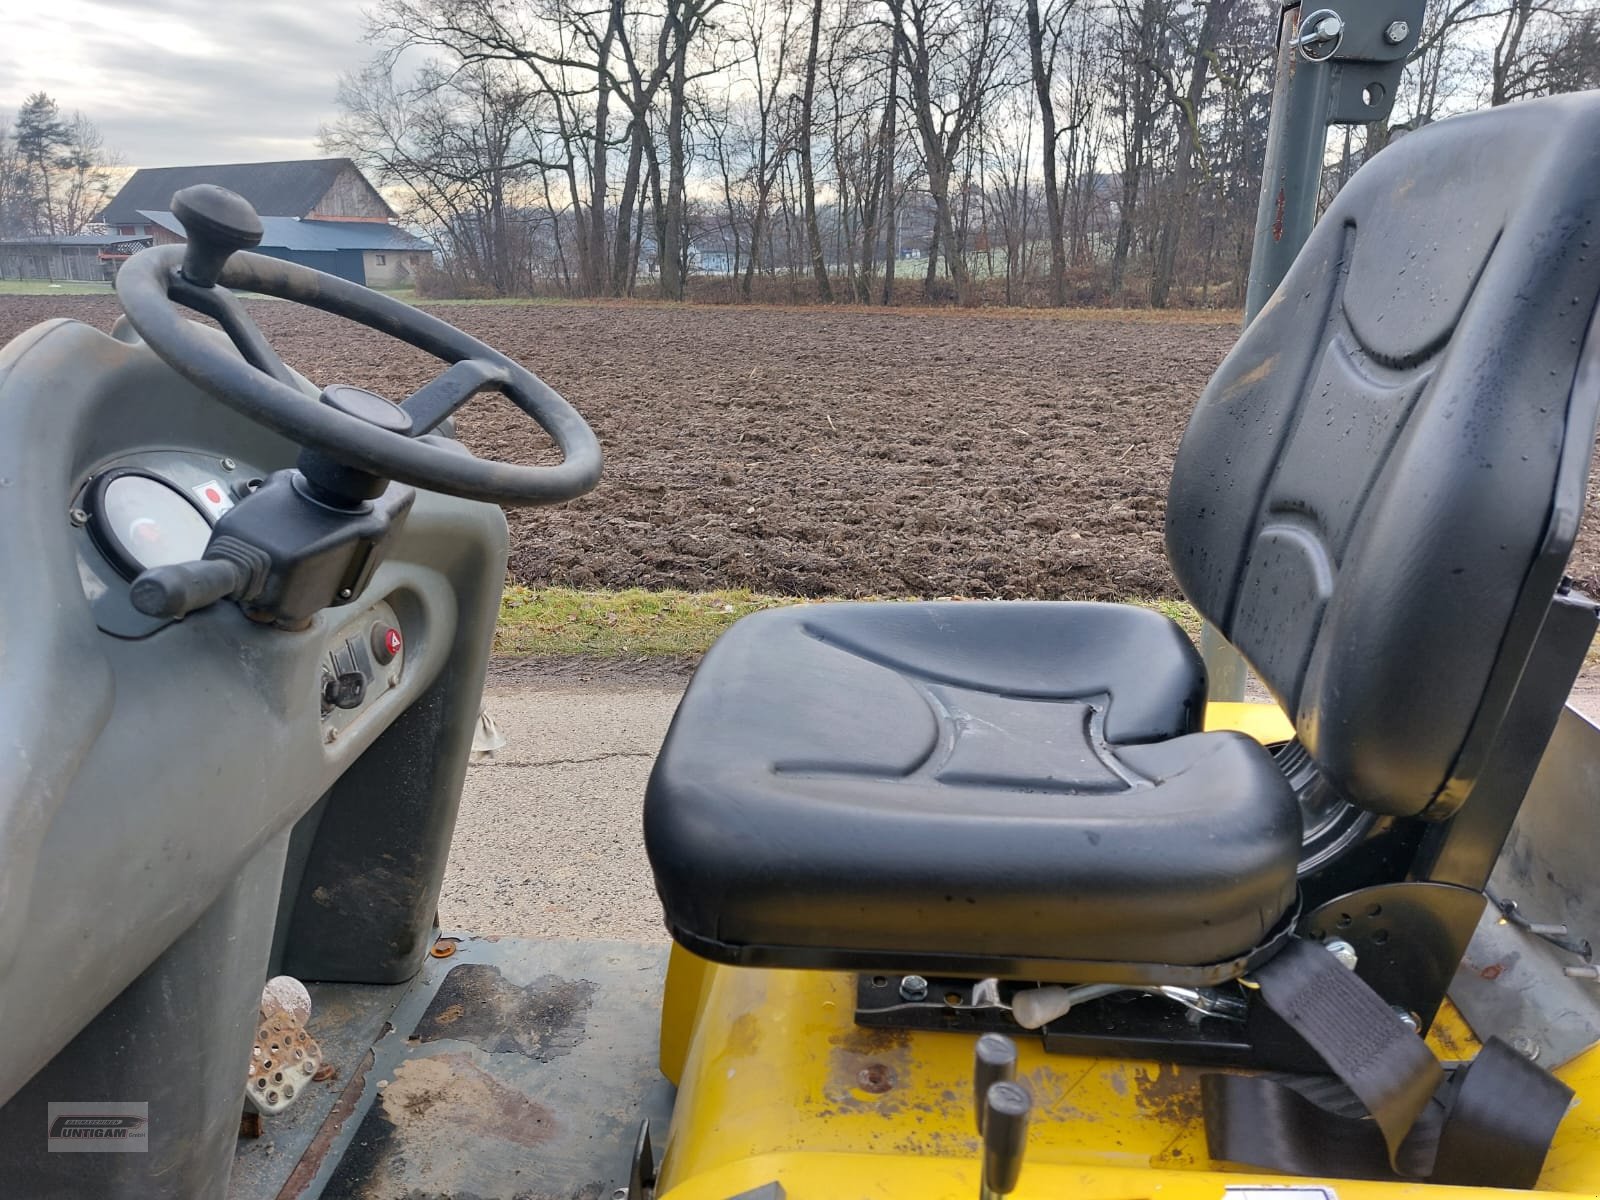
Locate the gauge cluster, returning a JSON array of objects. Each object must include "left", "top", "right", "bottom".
[
  {"left": 87, "top": 469, "right": 219, "bottom": 578},
  {"left": 71, "top": 451, "right": 264, "bottom": 637}
]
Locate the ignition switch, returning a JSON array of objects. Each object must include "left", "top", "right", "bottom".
[{"left": 320, "top": 644, "right": 366, "bottom": 714}]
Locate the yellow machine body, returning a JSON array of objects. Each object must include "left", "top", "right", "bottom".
[{"left": 651, "top": 703, "right": 1600, "bottom": 1199}]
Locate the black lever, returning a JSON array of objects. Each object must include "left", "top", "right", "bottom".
[
  {"left": 973, "top": 1033, "right": 1018, "bottom": 1134},
  {"left": 130, "top": 557, "right": 245, "bottom": 619},
  {"left": 171, "top": 184, "right": 263, "bottom": 288},
  {"left": 980, "top": 1081, "right": 1031, "bottom": 1200}
]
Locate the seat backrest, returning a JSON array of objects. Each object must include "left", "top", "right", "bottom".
[{"left": 1166, "top": 91, "right": 1600, "bottom": 819}]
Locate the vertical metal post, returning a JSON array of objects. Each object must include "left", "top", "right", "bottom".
[
  {"left": 1246, "top": 4, "right": 1336, "bottom": 318},
  {"left": 1200, "top": 0, "right": 1334, "bottom": 700}
]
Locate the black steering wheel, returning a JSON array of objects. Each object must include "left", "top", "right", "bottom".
[{"left": 115, "top": 185, "right": 600, "bottom": 507}]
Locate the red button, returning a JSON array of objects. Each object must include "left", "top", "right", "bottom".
[
  {"left": 371, "top": 622, "right": 402, "bottom": 664},
  {"left": 204, "top": 486, "right": 222, "bottom": 503}
]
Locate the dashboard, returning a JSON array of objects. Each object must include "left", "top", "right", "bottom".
[
  {"left": 70, "top": 448, "right": 405, "bottom": 733},
  {"left": 0, "top": 308, "right": 508, "bottom": 1153}
]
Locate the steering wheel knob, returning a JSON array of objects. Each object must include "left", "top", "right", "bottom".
[{"left": 172, "top": 185, "right": 264, "bottom": 288}]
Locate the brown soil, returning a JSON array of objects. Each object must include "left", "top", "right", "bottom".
[{"left": 5, "top": 294, "right": 1599, "bottom": 600}]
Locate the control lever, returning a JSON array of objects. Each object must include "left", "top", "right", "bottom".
[
  {"left": 981, "top": 1082, "right": 1031, "bottom": 1200},
  {"left": 130, "top": 557, "right": 245, "bottom": 619},
  {"left": 972, "top": 1034, "right": 1030, "bottom": 1198},
  {"left": 973, "top": 1033, "right": 1017, "bottom": 1133}
]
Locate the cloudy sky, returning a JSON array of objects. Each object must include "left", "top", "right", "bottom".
[{"left": 2, "top": 0, "right": 383, "bottom": 166}]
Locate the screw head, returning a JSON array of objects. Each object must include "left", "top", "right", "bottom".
[
  {"left": 1512, "top": 1035, "right": 1541, "bottom": 1061},
  {"left": 1325, "top": 939, "right": 1359, "bottom": 970},
  {"left": 898, "top": 974, "right": 929, "bottom": 1002},
  {"left": 221, "top": 457, "right": 237, "bottom": 471},
  {"left": 68, "top": 507, "right": 89, "bottom": 527},
  {"left": 1384, "top": 18, "right": 1410, "bottom": 42},
  {"left": 338, "top": 587, "right": 353, "bottom": 600}
]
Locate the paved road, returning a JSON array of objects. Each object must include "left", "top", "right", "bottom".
[
  {"left": 438, "top": 666, "right": 1600, "bottom": 941},
  {"left": 441, "top": 674, "right": 684, "bottom": 941}
]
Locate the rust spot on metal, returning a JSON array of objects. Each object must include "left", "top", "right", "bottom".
[
  {"left": 312, "top": 1063, "right": 338, "bottom": 1083},
  {"left": 830, "top": 1024, "right": 911, "bottom": 1055},
  {"left": 857, "top": 1062, "right": 894, "bottom": 1093},
  {"left": 413, "top": 964, "right": 596, "bottom": 1061},
  {"left": 275, "top": 1047, "right": 375, "bottom": 1199},
  {"left": 826, "top": 1025, "right": 915, "bottom": 1113},
  {"left": 1131, "top": 1062, "right": 1207, "bottom": 1164},
  {"left": 376, "top": 1052, "right": 557, "bottom": 1148},
  {"left": 321, "top": 1052, "right": 561, "bottom": 1196},
  {"left": 239, "top": 1110, "right": 263, "bottom": 1139},
  {"left": 429, "top": 937, "right": 459, "bottom": 959},
  {"left": 1480, "top": 963, "right": 1504, "bottom": 980},
  {"left": 1272, "top": 186, "right": 1287, "bottom": 242},
  {"left": 1428, "top": 1018, "right": 1473, "bottom": 1061}
]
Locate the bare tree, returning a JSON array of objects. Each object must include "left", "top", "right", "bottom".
[
  {"left": 1149, "top": 0, "right": 1238, "bottom": 307},
  {"left": 797, "top": 0, "right": 834, "bottom": 298},
  {"left": 1025, "top": 0, "right": 1074, "bottom": 305},
  {"left": 887, "top": 0, "right": 1013, "bottom": 305}
]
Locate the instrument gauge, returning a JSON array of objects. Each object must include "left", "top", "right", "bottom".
[{"left": 86, "top": 470, "right": 215, "bottom": 580}]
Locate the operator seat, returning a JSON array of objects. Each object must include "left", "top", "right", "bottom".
[{"left": 645, "top": 92, "right": 1600, "bottom": 984}]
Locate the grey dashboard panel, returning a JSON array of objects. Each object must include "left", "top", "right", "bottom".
[{"left": 0, "top": 315, "right": 509, "bottom": 1127}]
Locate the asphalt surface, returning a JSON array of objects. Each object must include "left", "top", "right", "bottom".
[
  {"left": 439, "top": 666, "right": 1600, "bottom": 941},
  {"left": 440, "top": 676, "right": 685, "bottom": 941}
]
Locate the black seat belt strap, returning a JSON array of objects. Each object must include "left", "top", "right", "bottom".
[{"left": 1202, "top": 937, "right": 1573, "bottom": 1188}]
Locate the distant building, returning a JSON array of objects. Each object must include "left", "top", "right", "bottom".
[
  {"left": 99, "top": 158, "right": 434, "bottom": 287},
  {"left": 0, "top": 232, "right": 153, "bottom": 282}
]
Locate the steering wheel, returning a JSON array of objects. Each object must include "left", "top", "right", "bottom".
[{"left": 115, "top": 185, "right": 601, "bottom": 507}]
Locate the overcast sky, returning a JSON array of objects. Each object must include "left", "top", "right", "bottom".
[{"left": 1, "top": 0, "right": 381, "bottom": 166}]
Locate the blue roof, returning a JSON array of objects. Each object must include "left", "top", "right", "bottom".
[{"left": 138, "top": 210, "right": 434, "bottom": 254}]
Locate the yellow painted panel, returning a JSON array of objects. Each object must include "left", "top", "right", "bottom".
[
  {"left": 656, "top": 955, "right": 1600, "bottom": 1198},
  {"left": 660, "top": 942, "right": 714, "bottom": 1085},
  {"left": 1204, "top": 699, "right": 1294, "bottom": 743}
]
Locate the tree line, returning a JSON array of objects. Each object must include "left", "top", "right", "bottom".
[
  {"left": 0, "top": 93, "right": 118, "bottom": 241},
  {"left": 323, "top": 0, "right": 1600, "bottom": 307}
]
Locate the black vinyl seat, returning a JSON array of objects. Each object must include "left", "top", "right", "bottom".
[
  {"left": 645, "top": 92, "right": 1600, "bottom": 988},
  {"left": 645, "top": 601, "right": 1302, "bottom": 979}
]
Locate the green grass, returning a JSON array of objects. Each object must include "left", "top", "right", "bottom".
[
  {"left": 495, "top": 585, "right": 1201, "bottom": 659},
  {"left": 0, "top": 278, "right": 115, "bottom": 295},
  {"left": 495, "top": 585, "right": 799, "bottom": 657}
]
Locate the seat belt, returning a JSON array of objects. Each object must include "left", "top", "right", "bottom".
[{"left": 1202, "top": 938, "right": 1573, "bottom": 1188}]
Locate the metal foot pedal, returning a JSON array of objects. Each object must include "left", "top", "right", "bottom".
[{"left": 246, "top": 976, "right": 323, "bottom": 1115}]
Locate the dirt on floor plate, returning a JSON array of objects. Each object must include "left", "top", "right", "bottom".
[{"left": 7, "top": 294, "right": 1600, "bottom": 601}]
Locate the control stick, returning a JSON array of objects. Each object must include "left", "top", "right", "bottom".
[
  {"left": 981, "top": 1082, "right": 1032, "bottom": 1200},
  {"left": 972, "top": 1034, "right": 1031, "bottom": 1200},
  {"left": 131, "top": 557, "right": 245, "bottom": 619},
  {"left": 973, "top": 1033, "right": 1017, "bottom": 1132}
]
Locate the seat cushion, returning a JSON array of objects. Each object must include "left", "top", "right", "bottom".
[{"left": 644, "top": 601, "right": 1302, "bottom": 980}]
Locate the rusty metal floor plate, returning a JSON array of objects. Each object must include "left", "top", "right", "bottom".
[{"left": 229, "top": 937, "right": 674, "bottom": 1200}]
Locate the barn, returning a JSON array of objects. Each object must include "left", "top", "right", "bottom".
[{"left": 100, "top": 158, "right": 434, "bottom": 287}]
